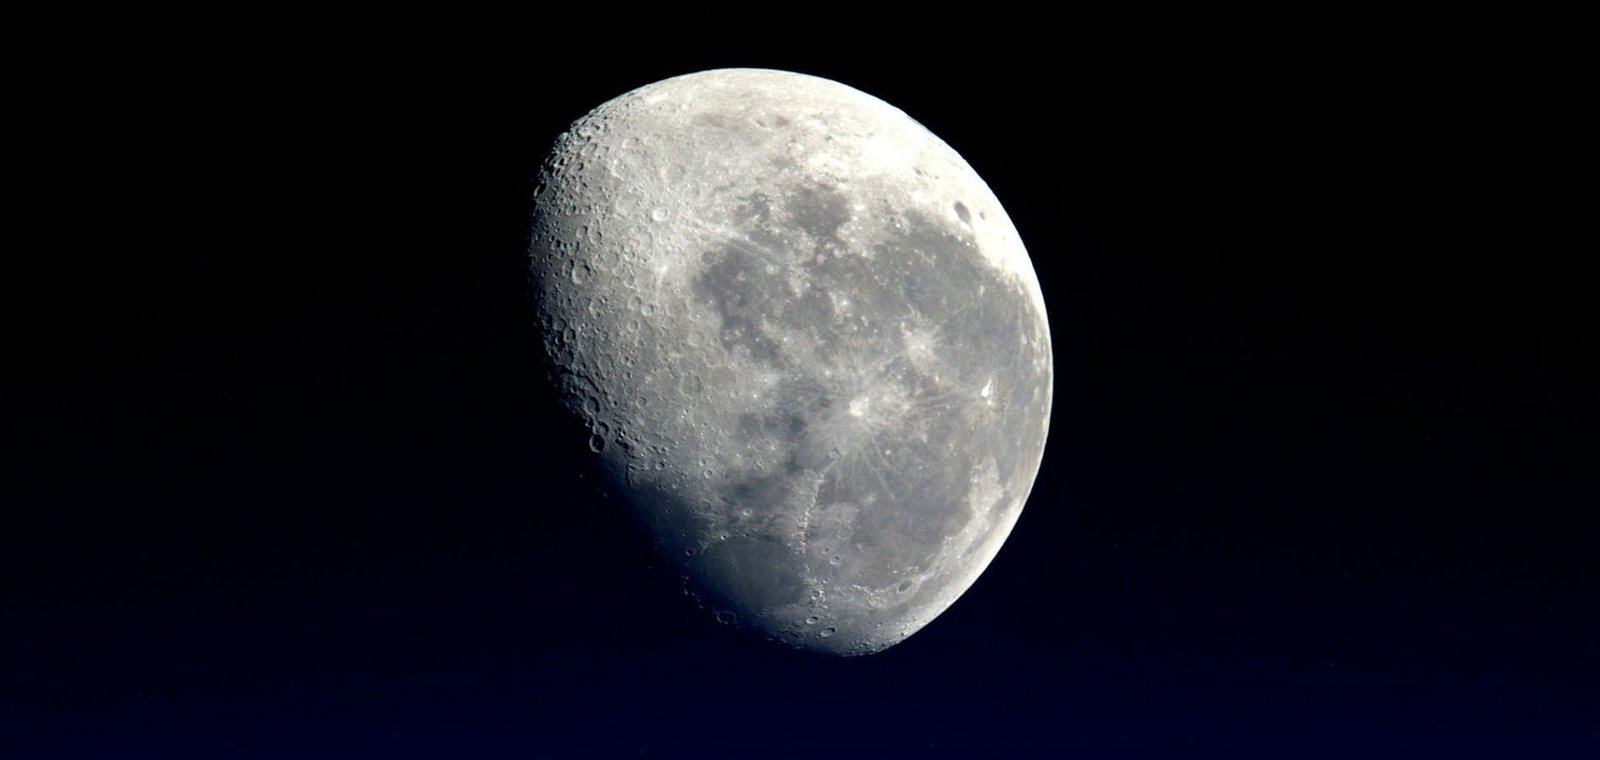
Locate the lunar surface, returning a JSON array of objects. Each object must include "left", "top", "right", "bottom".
[{"left": 530, "top": 69, "right": 1051, "bottom": 655}]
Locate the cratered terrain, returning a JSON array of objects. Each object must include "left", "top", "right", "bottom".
[{"left": 530, "top": 69, "right": 1052, "bottom": 655}]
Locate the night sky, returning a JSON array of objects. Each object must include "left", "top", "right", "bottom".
[{"left": 7, "top": 10, "right": 1594, "bottom": 758}]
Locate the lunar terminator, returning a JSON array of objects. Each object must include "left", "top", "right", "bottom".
[{"left": 531, "top": 69, "right": 1052, "bottom": 655}]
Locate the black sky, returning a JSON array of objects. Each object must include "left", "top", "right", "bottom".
[{"left": 6, "top": 9, "right": 1595, "bottom": 758}]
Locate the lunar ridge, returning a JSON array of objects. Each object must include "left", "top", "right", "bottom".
[{"left": 531, "top": 69, "right": 1052, "bottom": 655}]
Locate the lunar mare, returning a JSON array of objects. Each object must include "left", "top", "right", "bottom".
[{"left": 530, "top": 69, "right": 1051, "bottom": 655}]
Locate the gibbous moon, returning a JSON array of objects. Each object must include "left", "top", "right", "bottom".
[{"left": 530, "top": 69, "right": 1051, "bottom": 655}]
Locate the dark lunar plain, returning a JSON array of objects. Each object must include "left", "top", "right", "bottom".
[{"left": 5, "top": 9, "right": 1595, "bottom": 758}]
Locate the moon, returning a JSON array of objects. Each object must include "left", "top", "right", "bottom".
[{"left": 530, "top": 69, "right": 1051, "bottom": 655}]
